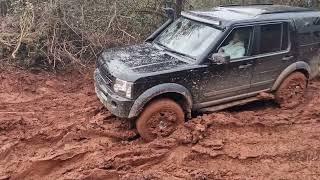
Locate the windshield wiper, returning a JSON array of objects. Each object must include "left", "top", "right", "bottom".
[{"left": 155, "top": 41, "right": 194, "bottom": 60}]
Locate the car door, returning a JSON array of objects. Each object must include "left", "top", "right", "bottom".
[
  {"left": 200, "top": 26, "right": 255, "bottom": 104},
  {"left": 250, "top": 22, "right": 294, "bottom": 92}
]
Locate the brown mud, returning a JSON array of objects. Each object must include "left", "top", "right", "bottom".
[{"left": 1, "top": 68, "right": 320, "bottom": 180}]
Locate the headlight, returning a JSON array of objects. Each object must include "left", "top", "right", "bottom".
[{"left": 114, "top": 79, "right": 133, "bottom": 99}]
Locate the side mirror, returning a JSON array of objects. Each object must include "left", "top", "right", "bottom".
[{"left": 211, "top": 53, "right": 231, "bottom": 64}]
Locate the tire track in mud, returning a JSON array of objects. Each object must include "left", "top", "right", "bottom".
[{"left": 1, "top": 70, "right": 320, "bottom": 179}]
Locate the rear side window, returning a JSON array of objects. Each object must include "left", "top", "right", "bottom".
[
  {"left": 260, "top": 24, "right": 282, "bottom": 53},
  {"left": 255, "top": 23, "right": 289, "bottom": 55},
  {"left": 296, "top": 17, "right": 320, "bottom": 46}
]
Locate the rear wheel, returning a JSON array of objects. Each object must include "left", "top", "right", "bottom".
[
  {"left": 136, "top": 98, "right": 185, "bottom": 142},
  {"left": 275, "top": 72, "right": 307, "bottom": 109}
]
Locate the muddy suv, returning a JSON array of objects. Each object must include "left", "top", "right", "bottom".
[{"left": 95, "top": 5, "right": 320, "bottom": 141}]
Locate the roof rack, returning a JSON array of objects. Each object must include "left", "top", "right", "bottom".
[{"left": 219, "top": 3, "right": 273, "bottom": 7}]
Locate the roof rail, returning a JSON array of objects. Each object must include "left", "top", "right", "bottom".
[
  {"left": 260, "top": 8, "right": 315, "bottom": 15},
  {"left": 219, "top": 3, "right": 273, "bottom": 7}
]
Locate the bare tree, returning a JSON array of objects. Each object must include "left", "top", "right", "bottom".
[
  {"left": 0, "top": 0, "right": 8, "bottom": 17},
  {"left": 176, "top": 0, "right": 185, "bottom": 17}
]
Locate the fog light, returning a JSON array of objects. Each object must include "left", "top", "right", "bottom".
[{"left": 111, "top": 101, "right": 117, "bottom": 108}]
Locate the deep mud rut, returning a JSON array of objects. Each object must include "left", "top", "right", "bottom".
[{"left": 1, "top": 69, "right": 320, "bottom": 180}]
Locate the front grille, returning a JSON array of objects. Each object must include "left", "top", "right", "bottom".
[
  {"left": 97, "top": 67, "right": 114, "bottom": 89},
  {"left": 101, "top": 69, "right": 112, "bottom": 84}
]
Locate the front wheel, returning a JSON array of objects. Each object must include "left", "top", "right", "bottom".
[
  {"left": 275, "top": 72, "right": 308, "bottom": 109},
  {"left": 136, "top": 98, "right": 185, "bottom": 142}
]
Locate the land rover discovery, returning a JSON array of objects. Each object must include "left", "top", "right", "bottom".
[{"left": 95, "top": 5, "right": 320, "bottom": 141}]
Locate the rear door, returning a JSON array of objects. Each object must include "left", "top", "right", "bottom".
[{"left": 250, "top": 22, "right": 294, "bottom": 92}]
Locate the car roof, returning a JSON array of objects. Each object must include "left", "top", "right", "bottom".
[{"left": 181, "top": 5, "right": 320, "bottom": 28}]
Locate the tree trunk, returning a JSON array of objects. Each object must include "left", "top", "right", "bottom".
[
  {"left": 311, "top": 0, "right": 319, "bottom": 7},
  {"left": 255, "top": 0, "right": 261, "bottom": 4},
  {"left": 0, "top": 0, "right": 8, "bottom": 17},
  {"left": 314, "top": 0, "right": 319, "bottom": 8},
  {"left": 176, "top": 0, "right": 184, "bottom": 17}
]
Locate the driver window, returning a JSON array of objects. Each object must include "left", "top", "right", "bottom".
[{"left": 217, "top": 26, "right": 253, "bottom": 60}]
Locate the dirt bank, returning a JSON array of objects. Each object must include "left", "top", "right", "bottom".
[{"left": 1, "top": 68, "right": 320, "bottom": 180}]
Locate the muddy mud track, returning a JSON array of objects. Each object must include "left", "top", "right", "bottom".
[{"left": 1, "top": 69, "right": 320, "bottom": 179}]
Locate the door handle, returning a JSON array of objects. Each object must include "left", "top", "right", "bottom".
[
  {"left": 282, "top": 56, "right": 294, "bottom": 61},
  {"left": 239, "top": 64, "right": 252, "bottom": 69}
]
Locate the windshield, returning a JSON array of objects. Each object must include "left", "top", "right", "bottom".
[{"left": 155, "top": 17, "right": 222, "bottom": 60}]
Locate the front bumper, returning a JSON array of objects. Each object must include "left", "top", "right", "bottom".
[{"left": 94, "top": 70, "right": 135, "bottom": 118}]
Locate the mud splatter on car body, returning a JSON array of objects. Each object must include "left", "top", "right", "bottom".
[{"left": 95, "top": 5, "right": 320, "bottom": 122}]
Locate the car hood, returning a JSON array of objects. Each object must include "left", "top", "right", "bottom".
[{"left": 100, "top": 43, "right": 190, "bottom": 81}]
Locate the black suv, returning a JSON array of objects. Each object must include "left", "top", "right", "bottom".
[{"left": 95, "top": 5, "right": 320, "bottom": 141}]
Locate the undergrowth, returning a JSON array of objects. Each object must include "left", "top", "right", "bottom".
[{"left": 0, "top": 0, "right": 318, "bottom": 71}]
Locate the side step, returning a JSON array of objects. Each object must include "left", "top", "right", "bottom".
[{"left": 199, "top": 97, "right": 260, "bottom": 113}]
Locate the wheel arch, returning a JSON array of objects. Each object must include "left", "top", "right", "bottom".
[
  {"left": 128, "top": 83, "right": 193, "bottom": 119},
  {"left": 272, "top": 61, "right": 311, "bottom": 91}
]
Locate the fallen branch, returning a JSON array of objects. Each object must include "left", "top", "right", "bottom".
[{"left": 11, "top": 26, "right": 24, "bottom": 59}]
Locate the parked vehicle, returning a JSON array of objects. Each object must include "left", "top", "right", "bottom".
[{"left": 95, "top": 4, "right": 320, "bottom": 141}]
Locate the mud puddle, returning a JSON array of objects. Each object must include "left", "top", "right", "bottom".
[{"left": 1, "top": 69, "right": 320, "bottom": 179}]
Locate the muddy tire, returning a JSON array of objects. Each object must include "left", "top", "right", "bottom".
[
  {"left": 136, "top": 98, "right": 185, "bottom": 142},
  {"left": 275, "top": 72, "right": 308, "bottom": 109}
]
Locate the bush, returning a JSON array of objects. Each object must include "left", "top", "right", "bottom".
[
  {"left": 0, "top": 0, "right": 319, "bottom": 70},
  {"left": 0, "top": 0, "right": 167, "bottom": 70}
]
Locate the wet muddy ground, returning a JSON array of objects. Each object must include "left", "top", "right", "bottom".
[{"left": 1, "top": 68, "right": 320, "bottom": 180}]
